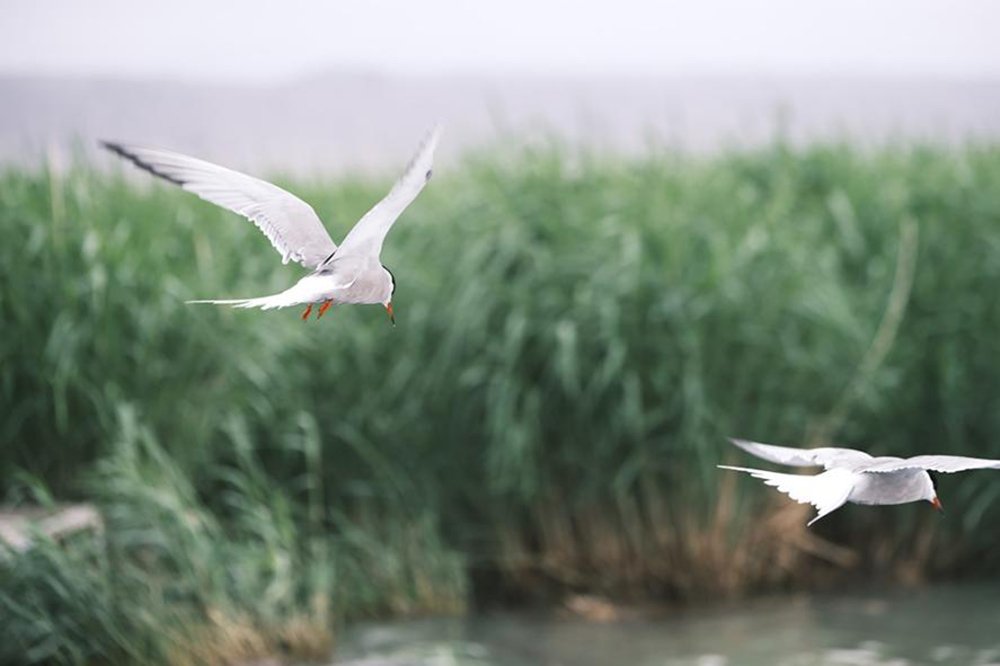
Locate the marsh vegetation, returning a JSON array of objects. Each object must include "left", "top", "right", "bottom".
[{"left": 3, "top": 141, "right": 1000, "bottom": 663}]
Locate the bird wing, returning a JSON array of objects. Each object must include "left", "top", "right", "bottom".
[
  {"left": 102, "top": 141, "right": 337, "bottom": 269},
  {"left": 862, "top": 455, "right": 1000, "bottom": 474},
  {"left": 331, "top": 125, "right": 441, "bottom": 260},
  {"left": 729, "top": 438, "right": 873, "bottom": 470},
  {"left": 719, "top": 465, "right": 857, "bottom": 526}
]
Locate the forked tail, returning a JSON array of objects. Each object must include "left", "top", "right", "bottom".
[
  {"left": 718, "top": 465, "right": 856, "bottom": 526},
  {"left": 187, "top": 292, "right": 297, "bottom": 310}
]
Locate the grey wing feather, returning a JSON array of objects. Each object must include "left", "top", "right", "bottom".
[
  {"left": 729, "top": 438, "right": 873, "bottom": 470},
  {"left": 102, "top": 141, "right": 337, "bottom": 269},
  {"left": 862, "top": 455, "right": 1000, "bottom": 474},
  {"left": 332, "top": 125, "right": 441, "bottom": 260}
]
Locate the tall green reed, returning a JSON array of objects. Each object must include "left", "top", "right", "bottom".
[{"left": 3, "top": 140, "right": 1000, "bottom": 617}]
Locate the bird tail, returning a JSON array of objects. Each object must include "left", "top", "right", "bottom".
[
  {"left": 718, "top": 465, "right": 855, "bottom": 526},
  {"left": 718, "top": 465, "right": 818, "bottom": 498},
  {"left": 187, "top": 291, "right": 300, "bottom": 311}
]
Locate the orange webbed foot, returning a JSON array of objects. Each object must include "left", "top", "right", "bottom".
[
  {"left": 301, "top": 304, "right": 313, "bottom": 321},
  {"left": 318, "top": 300, "right": 333, "bottom": 318}
]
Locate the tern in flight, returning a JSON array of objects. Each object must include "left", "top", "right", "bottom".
[
  {"left": 102, "top": 126, "right": 441, "bottom": 323},
  {"left": 720, "top": 438, "right": 1000, "bottom": 525}
]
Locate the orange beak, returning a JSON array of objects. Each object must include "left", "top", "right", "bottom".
[
  {"left": 385, "top": 302, "right": 395, "bottom": 326},
  {"left": 931, "top": 496, "right": 943, "bottom": 512}
]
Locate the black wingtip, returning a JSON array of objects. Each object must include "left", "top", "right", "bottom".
[
  {"left": 100, "top": 140, "right": 185, "bottom": 186},
  {"left": 99, "top": 140, "right": 124, "bottom": 155}
]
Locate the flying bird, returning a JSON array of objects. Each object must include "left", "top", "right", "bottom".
[
  {"left": 102, "top": 126, "right": 442, "bottom": 323},
  {"left": 719, "top": 438, "right": 1000, "bottom": 526}
]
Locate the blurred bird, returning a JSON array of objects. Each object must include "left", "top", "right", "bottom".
[
  {"left": 719, "top": 438, "right": 1000, "bottom": 526},
  {"left": 102, "top": 125, "right": 442, "bottom": 323}
]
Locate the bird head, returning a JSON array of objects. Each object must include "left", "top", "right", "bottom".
[
  {"left": 922, "top": 473, "right": 943, "bottom": 512},
  {"left": 383, "top": 266, "right": 396, "bottom": 326}
]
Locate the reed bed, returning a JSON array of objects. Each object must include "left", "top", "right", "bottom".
[{"left": 3, "top": 141, "right": 1000, "bottom": 663}]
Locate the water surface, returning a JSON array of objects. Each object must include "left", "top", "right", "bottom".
[{"left": 334, "top": 582, "right": 1000, "bottom": 666}]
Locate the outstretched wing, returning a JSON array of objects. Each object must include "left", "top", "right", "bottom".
[
  {"left": 862, "top": 455, "right": 1000, "bottom": 474},
  {"left": 719, "top": 465, "right": 857, "bottom": 526},
  {"left": 332, "top": 125, "right": 441, "bottom": 260},
  {"left": 729, "top": 438, "right": 873, "bottom": 470},
  {"left": 102, "top": 142, "right": 337, "bottom": 269}
]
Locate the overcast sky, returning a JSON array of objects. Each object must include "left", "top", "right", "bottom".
[{"left": 3, "top": 0, "right": 1000, "bottom": 82}]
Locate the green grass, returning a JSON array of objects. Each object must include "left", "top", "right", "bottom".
[
  {"left": 3, "top": 140, "right": 1000, "bottom": 662},
  {"left": 1, "top": 406, "right": 465, "bottom": 664}
]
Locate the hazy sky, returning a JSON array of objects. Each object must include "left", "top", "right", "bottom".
[{"left": 3, "top": 0, "right": 999, "bottom": 82}]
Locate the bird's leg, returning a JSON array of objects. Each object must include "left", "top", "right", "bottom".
[
  {"left": 301, "top": 303, "right": 313, "bottom": 321},
  {"left": 317, "top": 299, "right": 333, "bottom": 318}
]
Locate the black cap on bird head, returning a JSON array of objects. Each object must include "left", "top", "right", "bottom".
[{"left": 384, "top": 266, "right": 396, "bottom": 325}]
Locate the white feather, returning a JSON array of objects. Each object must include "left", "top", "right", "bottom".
[
  {"left": 719, "top": 465, "right": 858, "bottom": 525},
  {"left": 333, "top": 125, "right": 442, "bottom": 260},
  {"left": 728, "top": 438, "right": 874, "bottom": 470},
  {"left": 102, "top": 141, "right": 338, "bottom": 269},
  {"left": 862, "top": 455, "right": 1000, "bottom": 474}
]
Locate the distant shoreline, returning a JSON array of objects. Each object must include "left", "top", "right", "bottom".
[{"left": 2, "top": 72, "right": 998, "bottom": 175}]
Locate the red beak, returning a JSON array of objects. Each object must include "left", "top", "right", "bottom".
[
  {"left": 931, "top": 496, "right": 944, "bottom": 512},
  {"left": 385, "top": 302, "right": 395, "bottom": 326}
]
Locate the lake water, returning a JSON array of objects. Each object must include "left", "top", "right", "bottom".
[{"left": 333, "top": 582, "right": 1000, "bottom": 666}]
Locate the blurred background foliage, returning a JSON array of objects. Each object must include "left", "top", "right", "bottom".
[{"left": 3, "top": 140, "right": 1000, "bottom": 662}]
